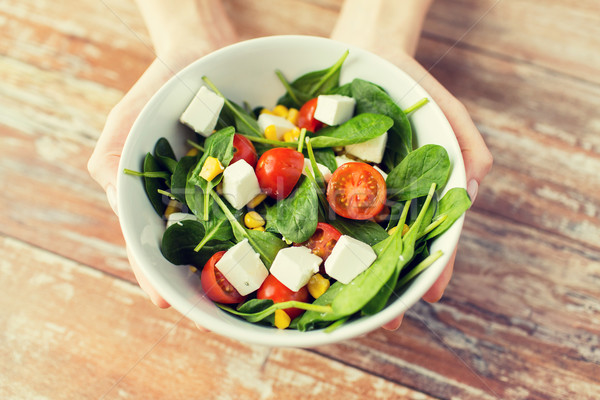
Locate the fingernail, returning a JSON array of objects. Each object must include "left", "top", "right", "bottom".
[
  {"left": 467, "top": 179, "right": 479, "bottom": 204},
  {"left": 106, "top": 184, "right": 118, "bottom": 216}
]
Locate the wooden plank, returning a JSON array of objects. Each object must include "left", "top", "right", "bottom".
[
  {"left": 0, "top": 236, "right": 434, "bottom": 400},
  {"left": 424, "top": 0, "right": 600, "bottom": 84},
  {"left": 312, "top": 209, "right": 600, "bottom": 400}
]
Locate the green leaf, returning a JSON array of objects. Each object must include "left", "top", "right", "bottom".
[
  {"left": 351, "top": 79, "right": 412, "bottom": 164},
  {"left": 142, "top": 152, "right": 169, "bottom": 216},
  {"left": 328, "top": 217, "right": 389, "bottom": 247},
  {"left": 386, "top": 144, "right": 451, "bottom": 201},
  {"left": 309, "top": 113, "right": 393, "bottom": 148},
  {"left": 170, "top": 155, "right": 199, "bottom": 204},
  {"left": 296, "top": 281, "right": 347, "bottom": 331},
  {"left": 218, "top": 300, "right": 332, "bottom": 323},
  {"left": 153, "top": 137, "right": 178, "bottom": 173},
  {"left": 425, "top": 187, "right": 471, "bottom": 240},
  {"left": 161, "top": 220, "right": 233, "bottom": 266},
  {"left": 274, "top": 176, "right": 319, "bottom": 243},
  {"left": 313, "top": 148, "right": 338, "bottom": 174}
]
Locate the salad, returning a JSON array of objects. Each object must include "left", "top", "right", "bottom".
[{"left": 124, "top": 51, "right": 471, "bottom": 332}]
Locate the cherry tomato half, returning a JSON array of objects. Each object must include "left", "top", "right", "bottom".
[
  {"left": 255, "top": 147, "right": 304, "bottom": 199},
  {"left": 257, "top": 274, "right": 309, "bottom": 320},
  {"left": 201, "top": 251, "right": 246, "bottom": 304},
  {"left": 297, "top": 98, "right": 324, "bottom": 133},
  {"left": 231, "top": 133, "right": 258, "bottom": 168},
  {"left": 296, "top": 222, "right": 342, "bottom": 274},
  {"left": 326, "top": 162, "right": 387, "bottom": 220}
]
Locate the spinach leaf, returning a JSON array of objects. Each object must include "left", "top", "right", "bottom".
[
  {"left": 170, "top": 155, "right": 199, "bottom": 204},
  {"left": 142, "top": 152, "right": 169, "bottom": 216},
  {"left": 153, "top": 137, "right": 178, "bottom": 173},
  {"left": 351, "top": 79, "right": 413, "bottom": 165},
  {"left": 194, "top": 213, "right": 235, "bottom": 253},
  {"left": 309, "top": 113, "right": 393, "bottom": 148},
  {"left": 313, "top": 148, "right": 338, "bottom": 174},
  {"left": 386, "top": 144, "right": 450, "bottom": 201},
  {"left": 296, "top": 281, "right": 347, "bottom": 331},
  {"left": 276, "top": 50, "right": 349, "bottom": 108},
  {"left": 218, "top": 300, "right": 332, "bottom": 323},
  {"left": 425, "top": 187, "right": 471, "bottom": 240},
  {"left": 328, "top": 217, "right": 389, "bottom": 246},
  {"left": 275, "top": 176, "right": 319, "bottom": 243},
  {"left": 161, "top": 219, "right": 233, "bottom": 266},
  {"left": 327, "top": 82, "right": 352, "bottom": 97}
]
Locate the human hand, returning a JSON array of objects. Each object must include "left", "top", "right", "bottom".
[{"left": 332, "top": 0, "right": 493, "bottom": 331}]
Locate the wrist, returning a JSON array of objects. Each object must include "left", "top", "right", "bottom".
[{"left": 331, "top": 0, "right": 433, "bottom": 57}]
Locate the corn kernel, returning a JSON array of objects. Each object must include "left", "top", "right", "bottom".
[
  {"left": 189, "top": 266, "right": 198, "bottom": 273},
  {"left": 402, "top": 224, "right": 410, "bottom": 236},
  {"left": 287, "top": 108, "right": 299, "bottom": 125},
  {"left": 164, "top": 199, "right": 183, "bottom": 219},
  {"left": 283, "top": 127, "right": 301, "bottom": 142},
  {"left": 274, "top": 309, "right": 291, "bottom": 329},
  {"left": 272, "top": 104, "right": 289, "bottom": 118},
  {"left": 186, "top": 148, "right": 199, "bottom": 157},
  {"left": 264, "top": 124, "right": 278, "bottom": 140},
  {"left": 308, "top": 273, "right": 330, "bottom": 299},
  {"left": 247, "top": 193, "right": 267, "bottom": 209},
  {"left": 252, "top": 226, "right": 266, "bottom": 232},
  {"left": 260, "top": 108, "right": 273, "bottom": 115},
  {"left": 199, "top": 156, "right": 224, "bottom": 181},
  {"left": 388, "top": 226, "right": 398, "bottom": 236},
  {"left": 244, "top": 211, "right": 265, "bottom": 229},
  {"left": 216, "top": 181, "right": 224, "bottom": 195}
]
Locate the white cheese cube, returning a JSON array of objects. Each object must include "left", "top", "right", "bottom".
[
  {"left": 314, "top": 94, "right": 356, "bottom": 126},
  {"left": 179, "top": 86, "right": 224, "bottom": 137},
  {"left": 221, "top": 159, "right": 262, "bottom": 210},
  {"left": 270, "top": 246, "right": 322, "bottom": 292},
  {"left": 257, "top": 113, "right": 297, "bottom": 140},
  {"left": 345, "top": 132, "right": 388, "bottom": 164},
  {"left": 215, "top": 239, "right": 268, "bottom": 296},
  {"left": 373, "top": 165, "right": 388, "bottom": 181},
  {"left": 302, "top": 158, "right": 332, "bottom": 182},
  {"left": 166, "top": 212, "right": 197, "bottom": 229},
  {"left": 324, "top": 235, "right": 377, "bottom": 284},
  {"left": 335, "top": 154, "right": 355, "bottom": 169}
]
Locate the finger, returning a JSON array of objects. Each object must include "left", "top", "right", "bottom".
[
  {"left": 383, "top": 313, "right": 404, "bottom": 331},
  {"left": 422, "top": 246, "right": 457, "bottom": 303},
  {"left": 127, "top": 245, "right": 171, "bottom": 309}
]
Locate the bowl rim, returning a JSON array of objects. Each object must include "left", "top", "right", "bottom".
[{"left": 117, "top": 34, "right": 467, "bottom": 347}]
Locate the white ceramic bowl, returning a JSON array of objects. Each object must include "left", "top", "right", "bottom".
[{"left": 117, "top": 35, "right": 466, "bottom": 347}]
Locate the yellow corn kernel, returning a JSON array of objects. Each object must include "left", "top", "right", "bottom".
[
  {"left": 283, "top": 127, "right": 301, "bottom": 142},
  {"left": 199, "top": 156, "right": 224, "bottom": 181},
  {"left": 308, "top": 273, "right": 330, "bottom": 299},
  {"left": 164, "top": 199, "right": 183, "bottom": 219},
  {"left": 274, "top": 309, "right": 291, "bottom": 329},
  {"left": 189, "top": 266, "right": 198, "bottom": 274},
  {"left": 252, "top": 226, "right": 266, "bottom": 232},
  {"left": 247, "top": 193, "right": 267, "bottom": 209},
  {"left": 216, "top": 181, "right": 224, "bottom": 195},
  {"left": 402, "top": 224, "right": 410, "bottom": 236},
  {"left": 388, "top": 225, "right": 398, "bottom": 236},
  {"left": 287, "top": 108, "right": 299, "bottom": 125},
  {"left": 244, "top": 211, "right": 265, "bottom": 229},
  {"left": 272, "top": 104, "right": 289, "bottom": 118},
  {"left": 260, "top": 108, "right": 273, "bottom": 115},
  {"left": 264, "top": 124, "right": 278, "bottom": 140},
  {"left": 186, "top": 148, "right": 199, "bottom": 157}
]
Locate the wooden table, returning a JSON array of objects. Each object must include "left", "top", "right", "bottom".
[{"left": 1, "top": 1, "right": 599, "bottom": 398}]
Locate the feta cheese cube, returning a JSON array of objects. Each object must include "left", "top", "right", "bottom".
[
  {"left": 335, "top": 154, "right": 355, "bottom": 169},
  {"left": 373, "top": 165, "right": 388, "bottom": 181},
  {"left": 257, "top": 113, "right": 297, "bottom": 140},
  {"left": 324, "top": 235, "right": 377, "bottom": 284},
  {"left": 215, "top": 239, "right": 268, "bottom": 296},
  {"left": 302, "top": 158, "right": 332, "bottom": 182},
  {"left": 270, "top": 246, "right": 322, "bottom": 292},
  {"left": 345, "top": 132, "right": 388, "bottom": 164},
  {"left": 179, "top": 86, "right": 224, "bottom": 137},
  {"left": 221, "top": 159, "right": 262, "bottom": 210},
  {"left": 166, "top": 212, "right": 197, "bottom": 229},
  {"left": 314, "top": 94, "right": 356, "bottom": 126}
]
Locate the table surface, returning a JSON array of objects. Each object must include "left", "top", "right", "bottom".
[{"left": 1, "top": 1, "right": 599, "bottom": 399}]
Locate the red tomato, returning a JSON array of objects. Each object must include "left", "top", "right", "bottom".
[
  {"left": 326, "top": 162, "right": 387, "bottom": 220},
  {"left": 257, "top": 274, "right": 309, "bottom": 320},
  {"left": 231, "top": 133, "right": 258, "bottom": 168},
  {"left": 200, "top": 251, "right": 246, "bottom": 304},
  {"left": 255, "top": 147, "right": 304, "bottom": 199},
  {"left": 297, "top": 222, "right": 342, "bottom": 274},
  {"left": 297, "top": 98, "right": 324, "bottom": 132}
]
